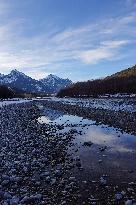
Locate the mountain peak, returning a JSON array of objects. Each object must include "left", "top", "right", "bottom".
[
  {"left": 11, "top": 69, "right": 18, "bottom": 73},
  {"left": 45, "top": 74, "right": 60, "bottom": 80},
  {"left": 10, "top": 69, "right": 26, "bottom": 76}
]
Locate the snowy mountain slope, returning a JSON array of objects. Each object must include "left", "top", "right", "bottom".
[
  {"left": 0, "top": 70, "right": 72, "bottom": 94},
  {"left": 40, "top": 74, "right": 72, "bottom": 93}
]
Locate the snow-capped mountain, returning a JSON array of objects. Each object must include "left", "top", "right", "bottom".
[
  {"left": 0, "top": 70, "right": 72, "bottom": 94},
  {"left": 40, "top": 74, "right": 72, "bottom": 93}
]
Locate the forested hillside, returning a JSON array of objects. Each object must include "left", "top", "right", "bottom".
[{"left": 57, "top": 65, "right": 136, "bottom": 97}]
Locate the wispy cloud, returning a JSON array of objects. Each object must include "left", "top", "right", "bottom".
[
  {"left": 78, "top": 40, "right": 129, "bottom": 64},
  {"left": 0, "top": 1, "right": 135, "bottom": 79},
  {"left": 126, "top": 0, "right": 136, "bottom": 8}
]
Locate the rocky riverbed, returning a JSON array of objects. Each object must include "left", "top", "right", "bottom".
[
  {"left": 0, "top": 101, "right": 136, "bottom": 205},
  {"left": 35, "top": 99, "right": 136, "bottom": 135}
]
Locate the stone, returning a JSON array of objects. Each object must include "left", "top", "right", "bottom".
[
  {"left": 83, "top": 141, "right": 93, "bottom": 147},
  {"left": 100, "top": 176, "right": 107, "bottom": 185},
  {"left": 4, "top": 192, "right": 12, "bottom": 200},
  {"left": 115, "top": 192, "right": 123, "bottom": 200},
  {"left": 10, "top": 196, "right": 20, "bottom": 205}
]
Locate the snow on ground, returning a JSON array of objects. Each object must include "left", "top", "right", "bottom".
[
  {"left": 1, "top": 96, "right": 136, "bottom": 113},
  {"left": 0, "top": 98, "right": 32, "bottom": 107},
  {"left": 44, "top": 97, "right": 136, "bottom": 113}
]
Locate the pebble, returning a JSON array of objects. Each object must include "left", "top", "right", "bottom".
[
  {"left": 115, "top": 192, "right": 123, "bottom": 200},
  {"left": 125, "top": 200, "right": 136, "bottom": 205},
  {"left": 100, "top": 176, "right": 107, "bottom": 185},
  {"left": 83, "top": 141, "right": 93, "bottom": 147}
]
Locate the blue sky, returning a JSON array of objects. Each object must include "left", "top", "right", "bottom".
[{"left": 0, "top": 0, "right": 136, "bottom": 81}]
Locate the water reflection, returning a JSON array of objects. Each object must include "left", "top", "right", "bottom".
[
  {"left": 38, "top": 107, "right": 136, "bottom": 154},
  {"left": 38, "top": 108, "right": 64, "bottom": 123},
  {"left": 37, "top": 106, "right": 136, "bottom": 183}
]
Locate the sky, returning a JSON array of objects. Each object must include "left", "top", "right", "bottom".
[{"left": 0, "top": 0, "right": 136, "bottom": 82}]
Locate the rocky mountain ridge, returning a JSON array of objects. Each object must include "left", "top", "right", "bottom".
[{"left": 0, "top": 70, "right": 72, "bottom": 94}]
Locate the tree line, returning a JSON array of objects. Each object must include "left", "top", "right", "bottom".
[
  {"left": 57, "top": 66, "right": 136, "bottom": 97},
  {"left": 0, "top": 85, "right": 15, "bottom": 99}
]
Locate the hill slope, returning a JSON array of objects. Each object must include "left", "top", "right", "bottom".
[
  {"left": 57, "top": 65, "right": 136, "bottom": 97},
  {"left": 106, "top": 65, "right": 136, "bottom": 79}
]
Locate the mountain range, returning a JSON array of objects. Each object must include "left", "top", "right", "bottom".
[
  {"left": 58, "top": 65, "right": 136, "bottom": 97},
  {"left": 0, "top": 70, "right": 72, "bottom": 94}
]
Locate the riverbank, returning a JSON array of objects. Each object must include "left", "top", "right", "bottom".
[{"left": 35, "top": 99, "right": 136, "bottom": 135}]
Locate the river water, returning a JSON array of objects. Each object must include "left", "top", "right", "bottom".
[{"left": 37, "top": 107, "right": 136, "bottom": 187}]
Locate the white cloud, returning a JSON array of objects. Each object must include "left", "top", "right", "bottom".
[
  {"left": 78, "top": 40, "right": 129, "bottom": 64},
  {"left": 79, "top": 48, "right": 113, "bottom": 64},
  {"left": 101, "top": 40, "right": 129, "bottom": 48}
]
